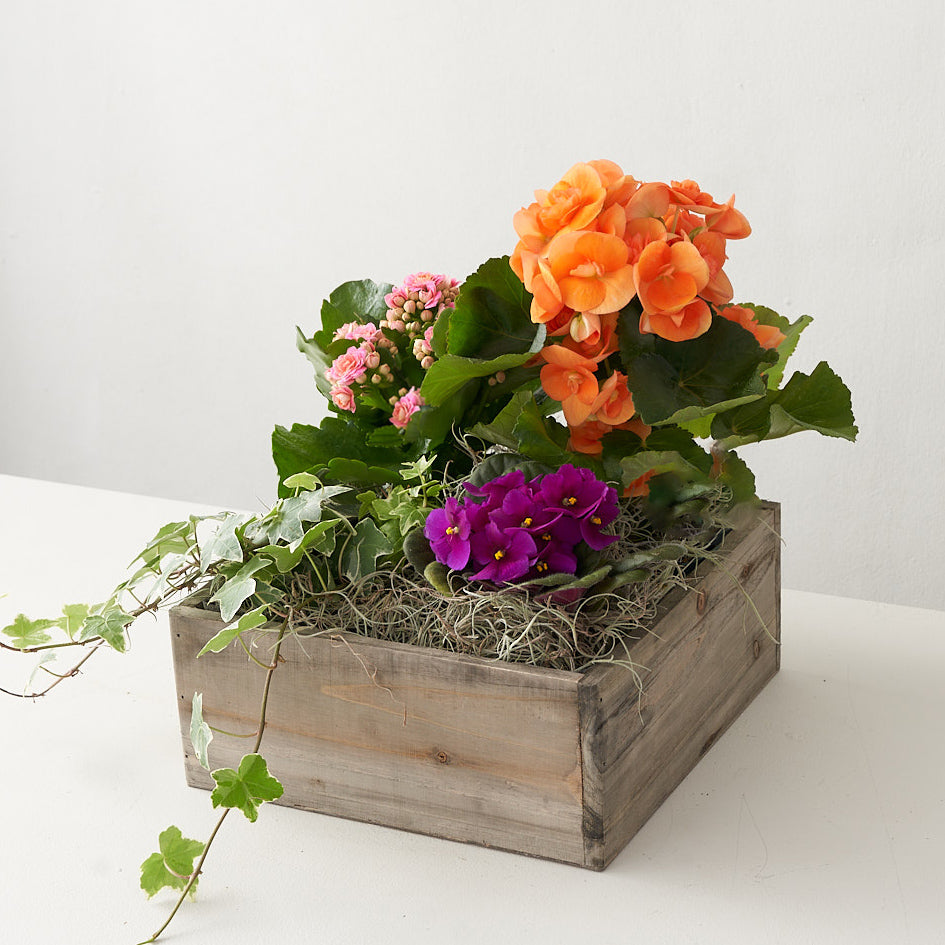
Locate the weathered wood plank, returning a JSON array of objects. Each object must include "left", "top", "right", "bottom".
[
  {"left": 170, "top": 503, "right": 780, "bottom": 869},
  {"left": 172, "top": 612, "right": 586, "bottom": 863},
  {"left": 578, "top": 503, "right": 781, "bottom": 868}
]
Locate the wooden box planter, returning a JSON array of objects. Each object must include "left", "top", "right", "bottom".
[{"left": 169, "top": 503, "right": 780, "bottom": 870}]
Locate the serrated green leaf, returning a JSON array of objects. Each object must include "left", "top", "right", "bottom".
[
  {"left": 77, "top": 608, "right": 133, "bottom": 652},
  {"left": 272, "top": 419, "right": 407, "bottom": 497},
  {"left": 210, "top": 753, "right": 284, "bottom": 823},
  {"left": 209, "top": 558, "right": 274, "bottom": 623},
  {"left": 512, "top": 396, "right": 571, "bottom": 465},
  {"left": 767, "top": 361, "right": 858, "bottom": 441},
  {"left": 190, "top": 692, "right": 213, "bottom": 770},
  {"left": 340, "top": 518, "right": 393, "bottom": 582},
  {"left": 196, "top": 605, "right": 270, "bottom": 658},
  {"left": 140, "top": 826, "right": 205, "bottom": 899},
  {"left": 2, "top": 614, "right": 56, "bottom": 649},
  {"left": 740, "top": 304, "right": 813, "bottom": 390}
]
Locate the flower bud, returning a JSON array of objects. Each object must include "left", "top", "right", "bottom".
[
  {"left": 404, "top": 300, "right": 416, "bottom": 315},
  {"left": 365, "top": 351, "right": 380, "bottom": 369},
  {"left": 421, "top": 356, "right": 434, "bottom": 369},
  {"left": 371, "top": 373, "right": 382, "bottom": 384}
]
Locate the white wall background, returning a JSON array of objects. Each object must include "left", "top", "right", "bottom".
[{"left": 1, "top": 0, "right": 943, "bottom": 611}]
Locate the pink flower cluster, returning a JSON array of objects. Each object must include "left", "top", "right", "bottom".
[
  {"left": 323, "top": 271, "right": 456, "bottom": 430},
  {"left": 384, "top": 272, "right": 459, "bottom": 324}
]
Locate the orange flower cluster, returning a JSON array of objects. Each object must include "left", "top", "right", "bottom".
[{"left": 511, "top": 160, "right": 783, "bottom": 460}]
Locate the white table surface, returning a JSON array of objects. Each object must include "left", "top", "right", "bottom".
[{"left": 2, "top": 473, "right": 943, "bottom": 945}]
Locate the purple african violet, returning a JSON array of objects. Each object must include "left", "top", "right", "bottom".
[
  {"left": 469, "top": 522, "right": 537, "bottom": 583},
  {"left": 537, "top": 464, "right": 610, "bottom": 519},
  {"left": 423, "top": 497, "right": 471, "bottom": 570},
  {"left": 422, "top": 463, "right": 620, "bottom": 585}
]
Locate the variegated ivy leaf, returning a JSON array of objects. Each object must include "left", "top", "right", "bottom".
[
  {"left": 197, "top": 604, "right": 269, "bottom": 657},
  {"left": 210, "top": 753, "right": 284, "bottom": 823},
  {"left": 282, "top": 471, "right": 322, "bottom": 491},
  {"left": 78, "top": 608, "right": 134, "bottom": 652},
  {"left": 198, "top": 512, "right": 247, "bottom": 573},
  {"left": 27, "top": 651, "right": 59, "bottom": 691},
  {"left": 258, "top": 519, "right": 340, "bottom": 573},
  {"left": 140, "top": 826, "right": 205, "bottom": 899},
  {"left": 340, "top": 518, "right": 392, "bottom": 582},
  {"left": 58, "top": 603, "right": 90, "bottom": 639},
  {"left": 2, "top": 614, "right": 57, "bottom": 649},
  {"left": 209, "top": 558, "right": 273, "bottom": 622},
  {"left": 190, "top": 692, "right": 213, "bottom": 770}
]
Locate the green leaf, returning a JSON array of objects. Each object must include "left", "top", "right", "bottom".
[
  {"left": 197, "top": 604, "right": 269, "bottom": 657},
  {"left": 740, "top": 304, "right": 813, "bottom": 390},
  {"left": 58, "top": 604, "right": 90, "bottom": 640},
  {"left": 272, "top": 419, "right": 407, "bottom": 496},
  {"left": 283, "top": 471, "right": 322, "bottom": 491},
  {"left": 2, "top": 614, "right": 56, "bottom": 649},
  {"left": 340, "top": 518, "right": 393, "bottom": 582},
  {"left": 190, "top": 692, "right": 213, "bottom": 770},
  {"left": 78, "top": 608, "right": 133, "bottom": 652},
  {"left": 713, "top": 449, "right": 758, "bottom": 505},
  {"left": 713, "top": 360, "right": 857, "bottom": 447},
  {"left": 617, "top": 428, "right": 713, "bottom": 491},
  {"left": 512, "top": 396, "right": 571, "bottom": 465},
  {"left": 767, "top": 361, "right": 858, "bottom": 441},
  {"left": 421, "top": 341, "right": 544, "bottom": 406},
  {"left": 130, "top": 520, "right": 195, "bottom": 570},
  {"left": 468, "top": 388, "right": 533, "bottom": 450},
  {"left": 295, "top": 325, "right": 332, "bottom": 398},
  {"left": 624, "top": 317, "right": 777, "bottom": 425},
  {"left": 446, "top": 256, "right": 536, "bottom": 359},
  {"left": 210, "top": 753, "right": 284, "bottom": 823},
  {"left": 423, "top": 561, "right": 453, "bottom": 595},
  {"left": 199, "top": 512, "right": 247, "bottom": 573},
  {"left": 209, "top": 558, "right": 274, "bottom": 623},
  {"left": 315, "top": 278, "right": 393, "bottom": 347},
  {"left": 465, "top": 453, "right": 553, "bottom": 488},
  {"left": 257, "top": 519, "right": 340, "bottom": 573},
  {"left": 140, "top": 826, "right": 205, "bottom": 899},
  {"left": 403, "top": 528, "right": 435, "bottom": 573}
]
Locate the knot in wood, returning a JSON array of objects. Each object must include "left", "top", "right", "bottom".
[
  {"left": 740, "top": 561, "right": 755, "bottom": 581},
  {"left": 695, "top": 590, "right": 708, "bottom": 614},
  {"left": 434, "top": 750, "right": 450, "bottom": 765},
  {"left": 752, "top": 639, "right": 761, "bottom": 659}
]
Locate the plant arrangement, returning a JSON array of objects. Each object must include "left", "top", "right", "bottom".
[{"left": 2, "top": 160, "right": 856, "bottom": 942}]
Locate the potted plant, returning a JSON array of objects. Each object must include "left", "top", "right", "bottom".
[{"left": 2, "top": 160, "right": 856, "bottom": 943}]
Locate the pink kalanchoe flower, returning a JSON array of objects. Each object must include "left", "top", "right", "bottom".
[
  {"left": 332, "top": 322, "right": 380, "bottom": 343},
  {"left": 326, "top": 343, "right": 372, "bottom": 386},
  {"left": 330, "top": 385, "right": 357, "bottom": 413},
  {"left": 424, "top": 324, "right": 436, "bottom": 345},
  {"left": 389, "top": 387, "right": 425, "bottom": 429}
]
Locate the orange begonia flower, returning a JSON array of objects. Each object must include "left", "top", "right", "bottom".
[
  {"left": 563, "top": 312, "right": 619, "bottom": 362},
  {"left": 692, "top": 231, "right": 734, "bottom": 306},
  {"left": 634, "top": 239, "right": 710, "bottom": 317},
  {"left": 538, "top": 344, "right": 600, "bottom": 426},
  {"left": 531, "top": 162, "right": 606, "bottom": 237},
  {"left": 543, "top": 230, "right": 637, "bottom": 316},
  {"left": 568, "top": 418, "right": 611, "bottom": 456},
  {"left": 640, "top": 298, "right": 712, "bottom": 342},
  {"left": 717, "top": 305, "right": 785, "bottom": 349},
  {"left": 623, "top": 469, "right": 656, "bottom": 498},
  {"left": 590, "top": 371, "right": 636, "bottom": 426},
  {"left": 706, "top": 195, "right": 751, "bottom": 239},
  {"left": 588, "top": 159, "right": 640, "bottom": 208}
]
